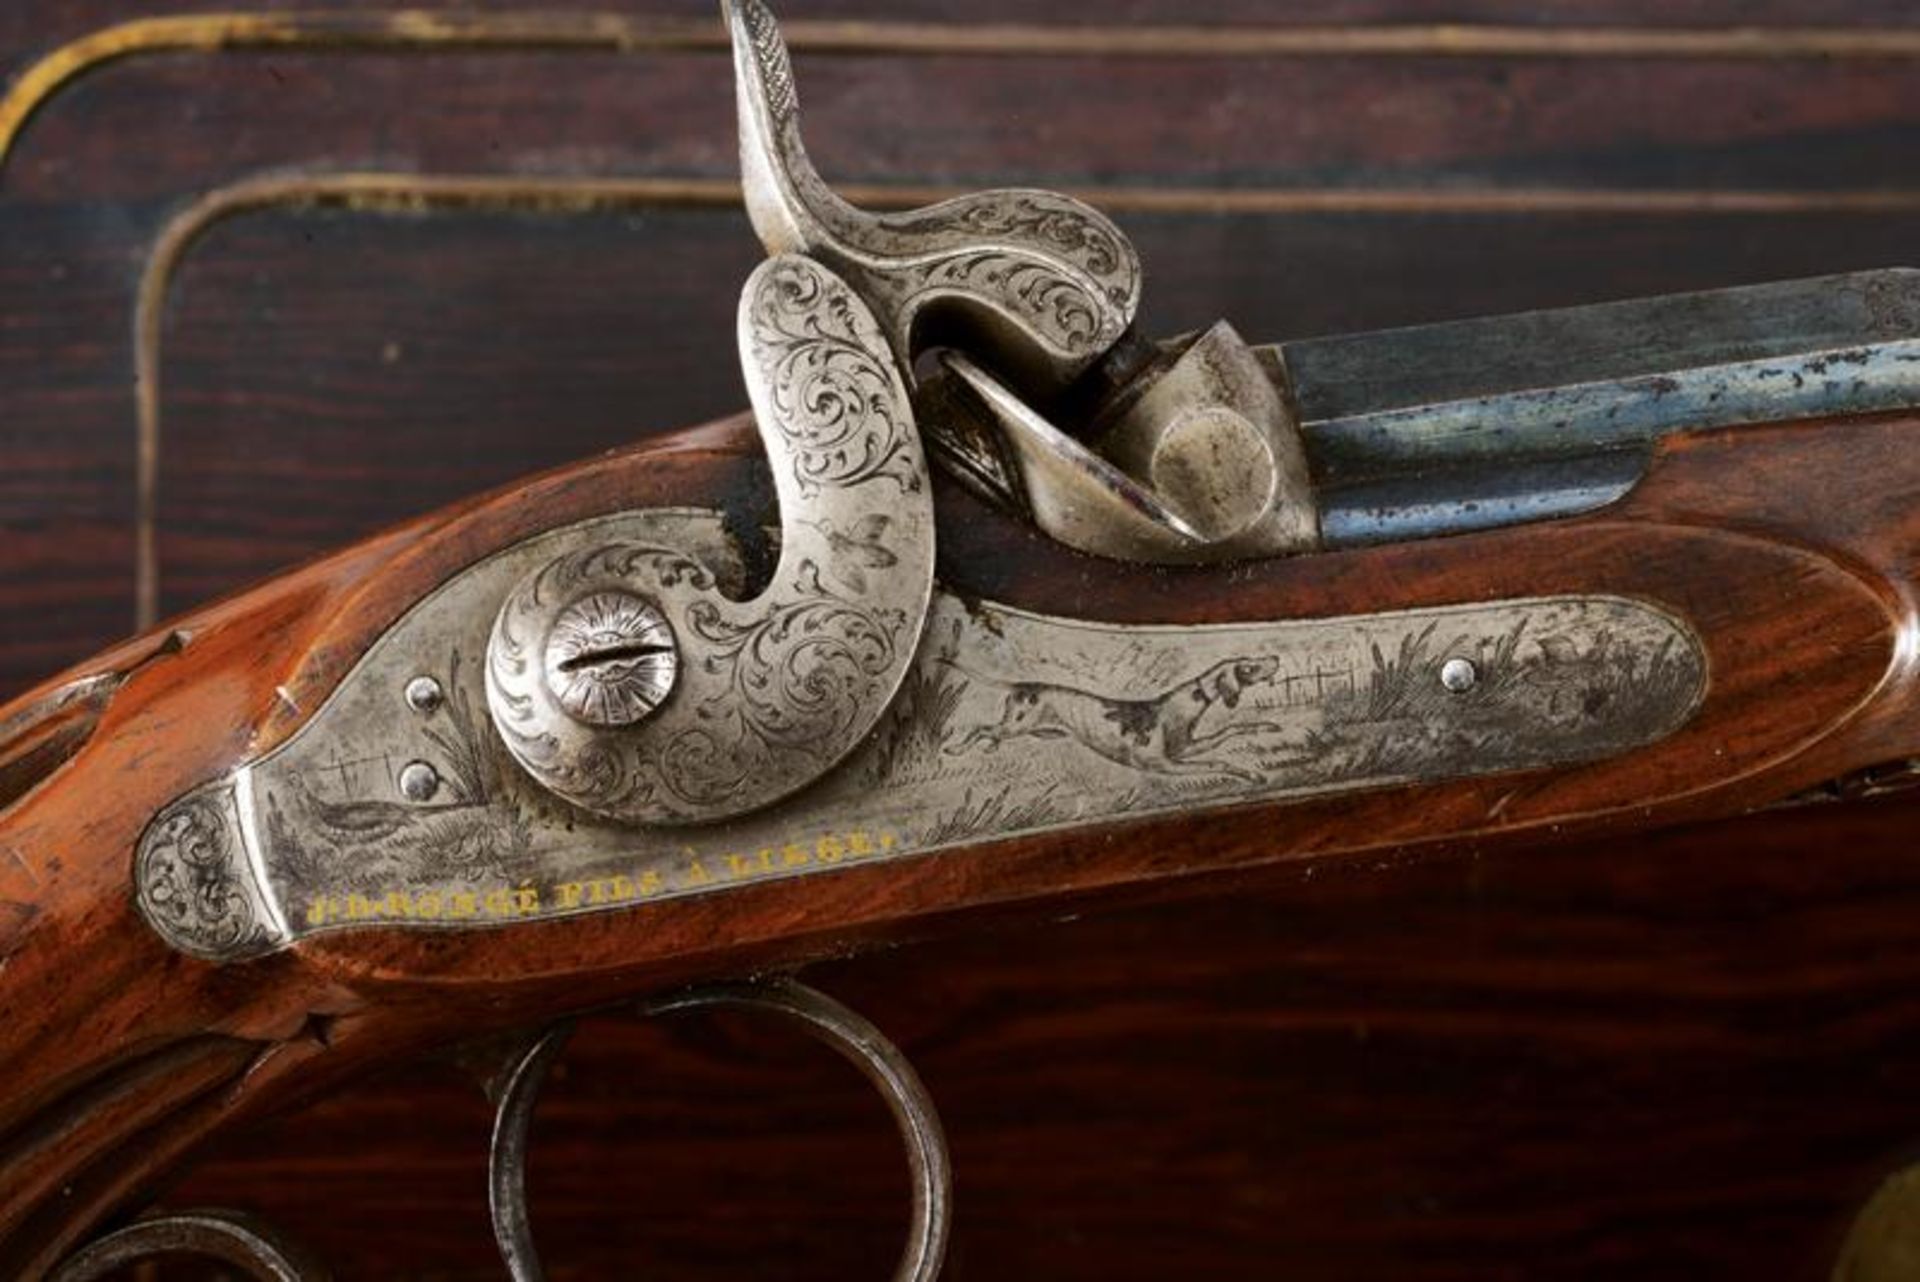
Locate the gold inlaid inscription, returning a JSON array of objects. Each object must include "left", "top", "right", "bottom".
[{"left": 301, "top": 828, "right": 899, "bottom": 928}]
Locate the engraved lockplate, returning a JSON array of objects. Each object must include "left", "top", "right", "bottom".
[{"left": 135, "top": 510, "right": 1704, "bottom": 961}]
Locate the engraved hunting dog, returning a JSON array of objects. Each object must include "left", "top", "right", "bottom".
[{"left": 952, "top": 657, "right": 1281, "bottom": 780}]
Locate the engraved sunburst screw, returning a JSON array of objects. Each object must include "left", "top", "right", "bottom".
[{"left": 541, "top": 591, "right": 678, "bottom": 728}]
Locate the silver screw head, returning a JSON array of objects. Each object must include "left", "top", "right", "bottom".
[
  {"left": 542, "top": 591, "right": 678, "bottom": 728},
  {"left": 398, "top": 760, "right": 441, "bottom": 803},
  {"left": 1439, "top": 657, "right": 1479, "bottom": 694},
  {"left": 404, "top": 676, "right": 444, "bottom": 714}
]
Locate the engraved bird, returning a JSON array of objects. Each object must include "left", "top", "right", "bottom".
[
  {"left": 275, "top": 780, "right": 521, "bottom": 882},
  {"left": 1535, "top": 636, "right": 1583, "bottom": 665},
  {"left": 1527, "top": 632, "right": 1615, "bottom": 721},
  {"left": 289, "top": 779, "right": 427, "bottom": 842}
]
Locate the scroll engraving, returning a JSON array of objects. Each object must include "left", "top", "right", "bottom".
[
  {"left": 130, "top": 498, "right": 1708, "bottom": 964},
  {"left": 727, "top": 0, "right": 1141, "bottom": 377},
  {"left": 484, "top": 255, "right": 936, "bottom": 826},
  {"left": 134, "top": 787, "right": 269, "bottom": 961},
  {"left": 748, "top": 257, "right": 922, "bottom": 495},
  {"left": 669, "top": 564, "right": 906, "bottom": 806}
]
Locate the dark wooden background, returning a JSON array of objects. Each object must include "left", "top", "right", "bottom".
[{"left": 8, "top": 1, "right": 1920, "bottom": 1277}]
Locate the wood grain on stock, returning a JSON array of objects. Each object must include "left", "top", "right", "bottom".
[
  {"left": 7, "top": 0, "right": 1920, "bottom": 1277},
  {"left": 2, "top": 405, "right": 1920, "bottom": 1274},
  {"left": 154, "top": 784, "right": 1920, "bottom": 1281}
]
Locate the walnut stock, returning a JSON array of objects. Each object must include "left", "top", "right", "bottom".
[{"left": 0, "top": 406, "right": 1918, "bottom": 1274}]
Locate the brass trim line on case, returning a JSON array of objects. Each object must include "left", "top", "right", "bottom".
[
  {"left": 133, "top": 170, "right": 1920, "bottom": 628},
  {"left": 37, "top": 11, "right": 1915, "bottom": 624},
  {"left": 14, "top": 9, "right": 1920, "bottom": 170}
]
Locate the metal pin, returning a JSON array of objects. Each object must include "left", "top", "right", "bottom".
[
  {"left": 397, "top": 761, "right": 440, "bottom": 803},
  {"left": 404, "top": 676, "right": 444, "bottom": 714},
  {"left": 1440, "top": 657, "right": 1479, "bottom": 693}
]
